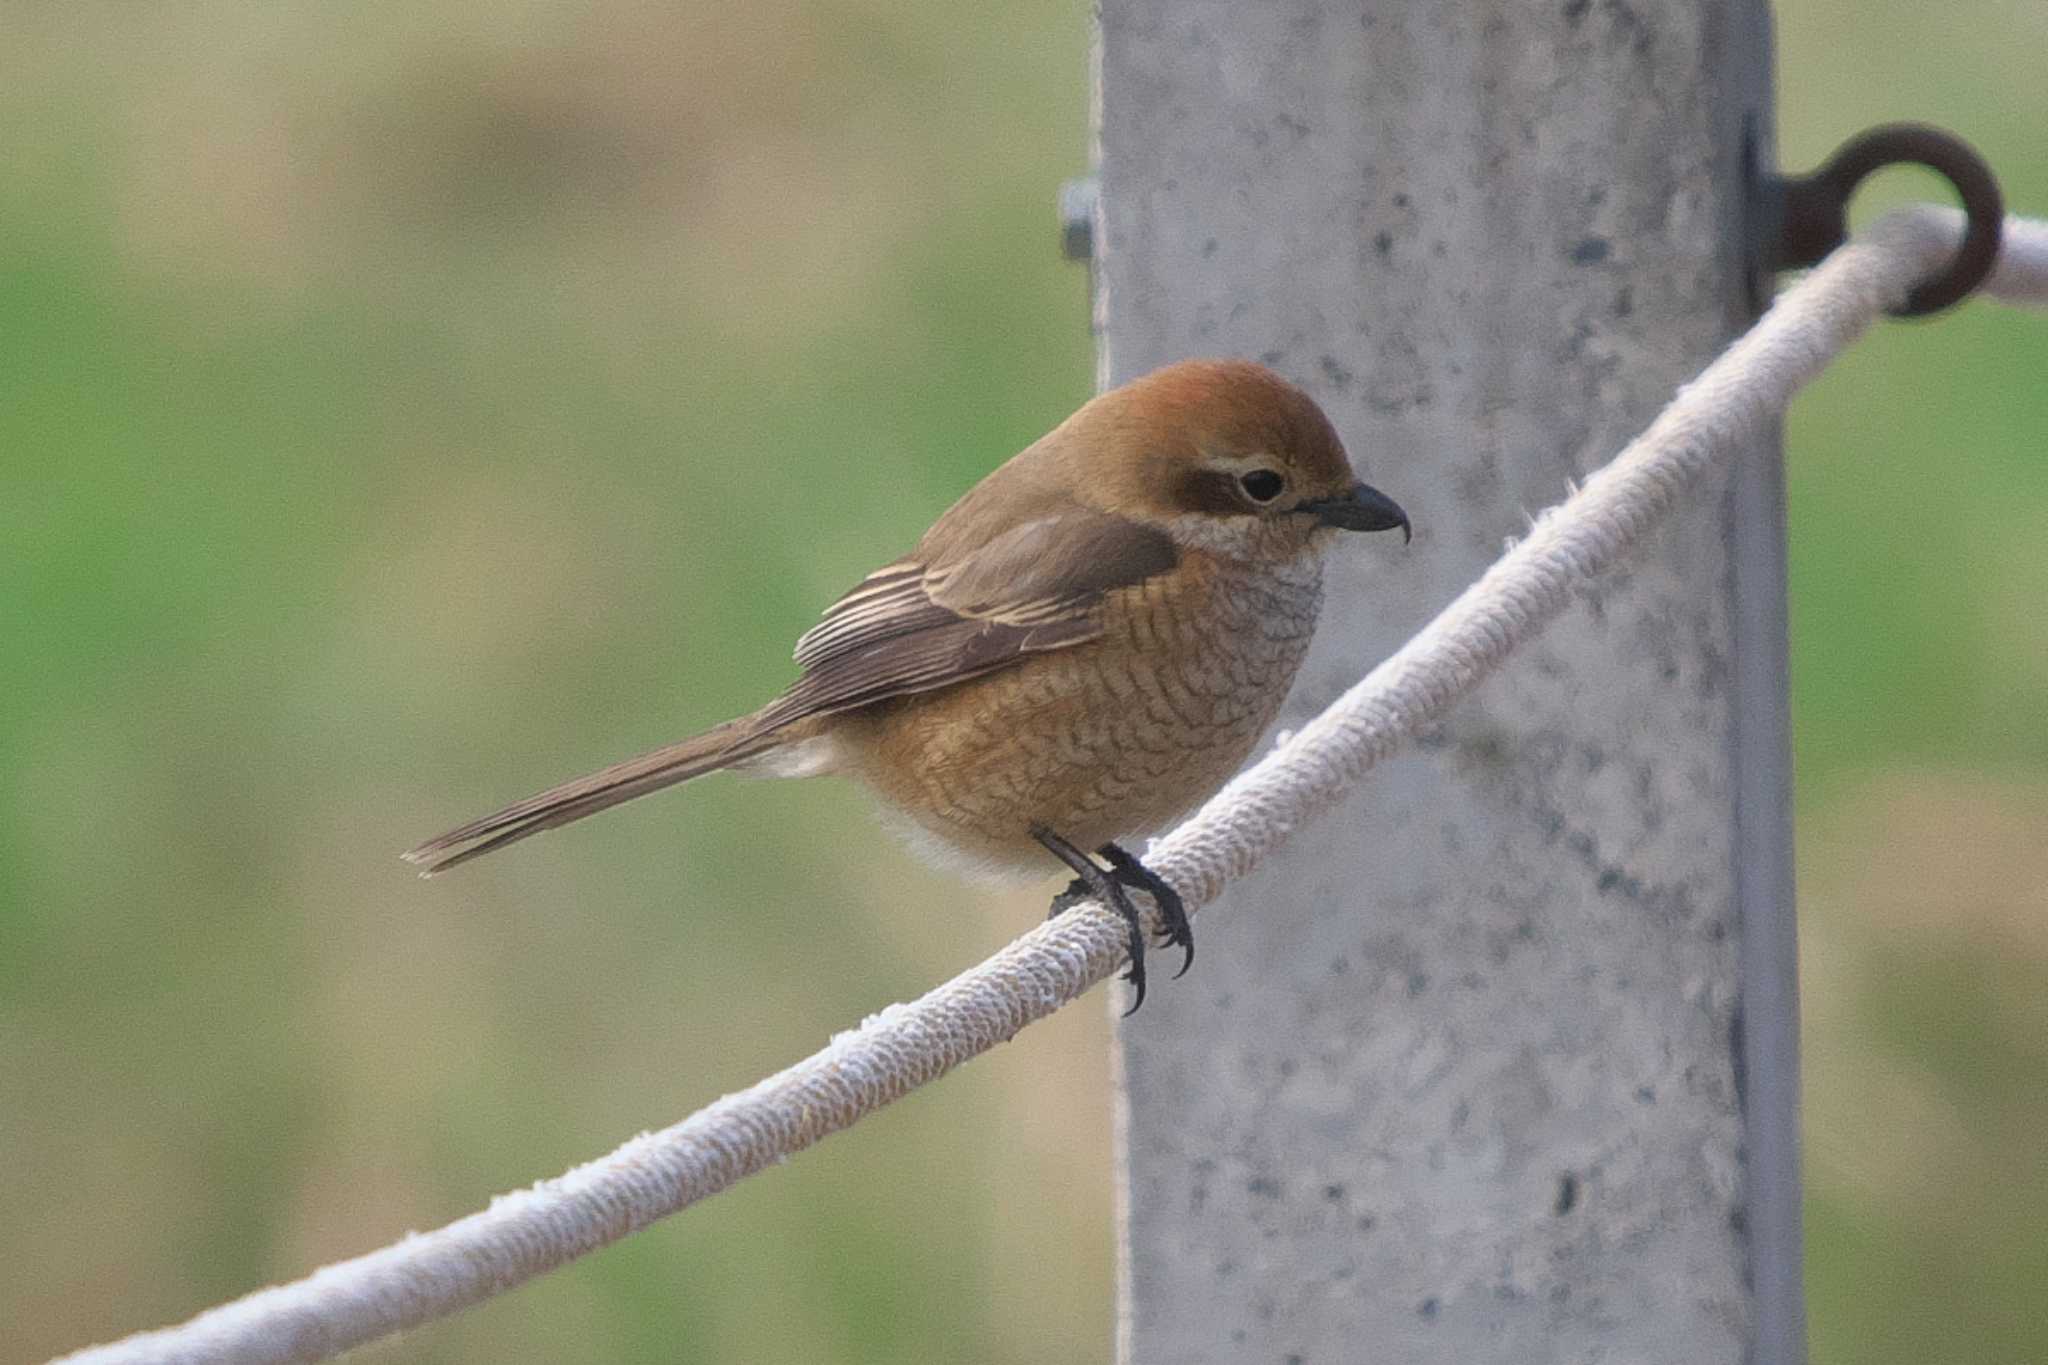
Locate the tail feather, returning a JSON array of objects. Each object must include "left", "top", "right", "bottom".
[{"left": 403, "top": 716, "right": 766, "bottom": 876}]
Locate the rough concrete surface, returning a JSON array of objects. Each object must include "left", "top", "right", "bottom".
[{"left": 1096, "top": 2, "right": 1791, "bottom": 1361}]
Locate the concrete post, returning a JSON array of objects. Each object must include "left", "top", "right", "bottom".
[{"left": 1091, "top": 3, "right": 1799, "bottom": 1361}]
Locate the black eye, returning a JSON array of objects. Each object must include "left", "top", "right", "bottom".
[{"left": 1238, "top": 469, "right": 1286, "bottom": 503}]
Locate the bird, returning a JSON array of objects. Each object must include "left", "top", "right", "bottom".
[{"left": 404, "top": 358, "right": 1409, "bottom": 1009}]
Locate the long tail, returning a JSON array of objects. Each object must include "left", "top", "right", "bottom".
[{"left": 402, "top": 715, "right": 771, "bottom": 876}]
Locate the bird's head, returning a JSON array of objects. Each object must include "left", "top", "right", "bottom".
[{"left": 1067, "top": 359, "right": 1410, "bottom": 560}]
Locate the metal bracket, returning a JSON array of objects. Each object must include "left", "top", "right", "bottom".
[
  {"left": 1753, "top": 122, "right": 2003, "bottom": 318},
  {"left": 1060, "top": 176, "right": 1100, "bottom": 262}
]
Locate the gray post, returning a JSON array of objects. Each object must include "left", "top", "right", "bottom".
[{"left": 1090, "top": 3, "right": 1800, "bottom": 1362}]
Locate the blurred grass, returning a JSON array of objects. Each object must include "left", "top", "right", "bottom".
[
  {"left": 2, "top": 2, "right": 2043, "bottom": 1361},
  {"left": 1773, "top": 8, "right": 2048, "bottom": 1354}
]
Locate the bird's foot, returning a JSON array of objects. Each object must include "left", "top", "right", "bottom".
[
  {"left": 1096, "top": 842, "right": 1193, "bottom": 979},
  {"left": 1033, "top": 827, "right": 1191, "bottom": 1015}
]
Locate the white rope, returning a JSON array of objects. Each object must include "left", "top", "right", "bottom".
[{"left": 58, "top": 206, "right": 2048, "bottom": 1365}]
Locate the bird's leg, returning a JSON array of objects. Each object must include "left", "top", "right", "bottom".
[
  {"left": 1032, "top": 824, "right": 1150, "bottom": 1014},
  {"left": 1096, "top": 842, "right": 1193, "bottom": 980}
]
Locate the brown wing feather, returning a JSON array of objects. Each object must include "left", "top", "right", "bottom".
[
  {"left": 790, "top": 562, "right": 934, "bottom": 670},
  {"left": 765, "top": 509, "right": 1178, "bottom": 731}
]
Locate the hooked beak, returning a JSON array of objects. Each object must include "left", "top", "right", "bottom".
[{"left": 1300, "top": 482, "right": 1411, "bottom": 543}]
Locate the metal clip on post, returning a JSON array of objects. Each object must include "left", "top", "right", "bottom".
[{"left": 1756, "top": 121, "right": 2004, "bottom": 317}]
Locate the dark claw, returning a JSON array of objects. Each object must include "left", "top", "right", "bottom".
[
  {"left": 1032, "top": 827, "right": 1196, "bottom": 1012},
  {"left": 1032, "top": 825, "right": 1153, "bottom": 1014},
  {"left": 1097, "top": 842, "right": 1193, "bottom": 980},
  {"left": 1048, "top": 880, "right": 1091, "bottom": 920}
]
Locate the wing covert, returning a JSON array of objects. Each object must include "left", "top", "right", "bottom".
[{"left": 765, "top": 508, "right": 1177, "bottom": 732}]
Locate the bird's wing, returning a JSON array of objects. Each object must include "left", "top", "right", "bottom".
[
  {"left": 401, "top": 514, "right": 1170, "bottom": 876},
  {"left": 759, "top": 509, "right": 1179, "bottom": 730}
]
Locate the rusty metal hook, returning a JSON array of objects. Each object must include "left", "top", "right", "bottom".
[{"left": 1760, "top": 122, "right": 2003, "bottom": 318}]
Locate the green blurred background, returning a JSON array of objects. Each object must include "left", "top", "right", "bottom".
[{"left": 2, "top": 3, "right": 2042, "bottom": 1361}]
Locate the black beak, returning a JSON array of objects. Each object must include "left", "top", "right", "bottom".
[{"left": 1301, "top": 482, "right": 1411, "bottom": 543}]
